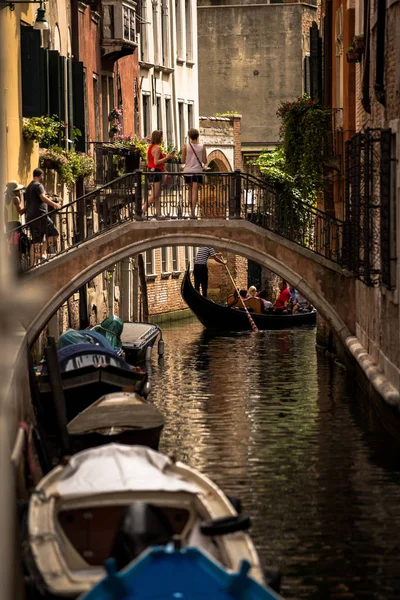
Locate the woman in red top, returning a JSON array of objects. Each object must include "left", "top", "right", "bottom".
[
  {"left": 273, "top": 280, "right": 291, "bottom": 312},
  {"left": 143, "top": 130, "right": 175, "bottom": 218}
]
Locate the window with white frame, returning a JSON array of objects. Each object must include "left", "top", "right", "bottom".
[
  {"left": 145, "top": 250, "right": 155, "bottom": 274},
  {"left": 156, "top": 95, "right": 162, "bottom": 130},
  {"left": 142, "top": 93, "right": 151, "bottom": 136},
  {"left": 185, "top": 0, "right": 192, "bottom": 61},
  {"left": 161, "top": 0, "right": 170, "bottom": 66},
  {"left": 123, "top": 2, "right": 136, "bottom": 43},
  {"left": 152, "top": 0, "right": 160, "bottom": 65},
  {"left": 165, "top": 97, "right": 173, "bottom": 144},
  {"left": 187, "top": 102, "right": 193, "bottom": 130},
  {"left": 161, "top": 247, "right": 170, "bottom": 273},
  {"left": 140, "top": 0, "right": 149, "bottom": 62},
  {"left": 178, "top": 100, "right": 185, "bottom": 148},
  {"left": 175, "top": 0, "right": 183, "bottom": 59},
  {"left": 184, "top": 246, "right": 192, "bottom": 268},
  {"left": 172, "top": 246, "right": 179, "bottom": 271}
]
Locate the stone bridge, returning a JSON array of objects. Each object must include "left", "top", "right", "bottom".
[{"left": 22, "top": 219, "right": 355, "bottom": 346}]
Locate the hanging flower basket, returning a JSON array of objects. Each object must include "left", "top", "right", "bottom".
[{"left": 346, "top": 47, "right": 361, "bottom": 63}]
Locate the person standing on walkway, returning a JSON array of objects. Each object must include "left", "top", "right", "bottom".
[
  {"left": 25, "top": 168, "right": 60, "bottom": 264},
  {"left": 181, "top": 128, "right": 208, "bottom": 219},
  {"left": 143, "top": 130, "right": 175, "bottom": 218},
  {"left": 193, "top": 246, "right": 226, "bottom": 298}
]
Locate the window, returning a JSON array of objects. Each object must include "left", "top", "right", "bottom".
[
  {"left": 102, "top": 74, "right": 115, "bottom": 141},
  {"left": 161, "top": 0, "right": 170, "bottom": 66},
  {"left": 123, "top": 3, "right": 136, "bottom": 42},
  {"left": 381, "top": 130, "right": 397, "bottom": 289},
  {"left": 165, "top": 98, "right": 173, "bottom": 145},
  {"left": 152, "top": 0, "right": 159, "bottom": 65},
  {"left": 185, "top": 0, "right": 192, "bottom": 61},
  {"left": 178, "top": 101, "right": 185, "bottom": 148},
  {"left": 142, "top": 93, "right": 151, "bottom": 136},
  {"left": 172, "top": 246, "right": 179, "bottom": 271},
  {"left": 140, "top": 0, "right": 149, "bottom": 62},
  {"left": 161, "top": 247, "right": 170, "bottom": 273},
  {"left": 145, "top": 250, "right": 155, "bottom": 274},
  {"left": 175, "top": 0, "right": 183, "bottom": 58},
  {"left": 184, "top": 246, "right": 193, "bottom": 268},
  {"left": 187, "top": 102, "right": 193, "bottom": 130},
  {"left": 93, "top": 75, "right": 101, "bottom": 142},
  {"left": 156, "top": 95, "right": 162, "bottom": 130}
]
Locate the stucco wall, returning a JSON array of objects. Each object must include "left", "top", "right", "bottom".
[{"left": 197, "top": 3, "right": 317, "bottom": 148}]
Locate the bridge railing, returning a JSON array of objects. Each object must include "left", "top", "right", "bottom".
[{"left": 14, "top": 170, "right": 346, "bottom": 270}]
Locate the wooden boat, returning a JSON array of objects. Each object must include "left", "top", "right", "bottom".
[
  {"left": 120, "top": 322, "right": 163, "bottom": 364},
  {"left": 67, "top": 392, "right": 165, "bottom": 451},
  {"left": 25, "top": 444, "right": 280, "bottom": 598},
  {"left": 38, "top": 344, "right": 149, "bottom": 426},
  {"left": 79, "top": 545, "right": 282, "bottom": 600},
  {"left": 181, "top": 266, "right": 317, "bottom": 331}
]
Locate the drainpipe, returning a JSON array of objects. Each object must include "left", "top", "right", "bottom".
[{"left": 120, "top": 258, "right": 132, "bottom": 321}]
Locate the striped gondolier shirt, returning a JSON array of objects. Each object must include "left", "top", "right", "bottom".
[{"left": 194, "top": 247, "right": 216, "bottom": 265}]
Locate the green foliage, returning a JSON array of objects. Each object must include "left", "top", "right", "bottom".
[
  {"left": 275, "top": 95, "right": 331, "bottom": 201},
  {"left": 23, "top": 115, "right": 83, "bottom": 148},
  {"left": 39, "top": 146, "right": 95, "bottom": 189},
  {"left": 104, "top": 135, "right": 148, "bottom": 160},
  {"left": 22, "top": 115, "right": 65, "bottom": 145},
  {"left": 214, "top": 111, "right": 241, "bottom": 117}
]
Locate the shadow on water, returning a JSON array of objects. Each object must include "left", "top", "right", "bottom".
[{"left": 148, "top": 319, "right": 400, "bottom": 600}]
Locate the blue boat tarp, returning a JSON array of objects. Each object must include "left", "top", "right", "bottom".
[
  {"left": 58, "top": 329, "right": 117, "bottom": 353},
  {"left": 79, "top": 545, "right": 283, "bottom": 600},
  {"left": 41, "top": 344, "right": 133, "bottom": 375}
]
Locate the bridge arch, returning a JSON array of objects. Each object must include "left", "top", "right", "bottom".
[{"left": 22, "top": 220, "right": 354, "bottom": 345}]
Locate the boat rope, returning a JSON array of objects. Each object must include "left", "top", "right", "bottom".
[{"left": 222, "top": 263, "right": 259, "bottom": 333}]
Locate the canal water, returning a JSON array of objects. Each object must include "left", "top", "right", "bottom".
[{"left": 148, "top": 319, "right": 400, "bottom": 600}]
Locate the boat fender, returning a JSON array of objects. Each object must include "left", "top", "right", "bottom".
[
  {"left": 158, "top": 338, "right": 164, "bottom": 356},
  {"left": 226, "top": 495, "right": 242, "bottom": 514},
  {"left": 142, "top": 381, "right": 152, "bottom": 398},
  {"left": 200, "top": 514, "right": 251, "bottom": 536}
]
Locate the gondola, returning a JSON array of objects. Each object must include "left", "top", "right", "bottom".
[
  {"left": 38, "top": 343, "right": 149, "bottom": 427},
  {"left": 181, "top": 266, "right": 317, "bottom": 331},
  {"left": 67, "top": 391, "right": 165, "bottom": 451},
  {"left": 24, "top": 444, "right": 281, "bottom": 599}
]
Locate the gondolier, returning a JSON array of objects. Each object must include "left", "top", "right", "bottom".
[{"left": 193, "top": 247, "right": 226, "bottom": 298}]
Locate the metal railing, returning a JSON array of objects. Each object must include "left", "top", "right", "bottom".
[{"left": 13, "top": 170, "right": 346, "bottom": 271}]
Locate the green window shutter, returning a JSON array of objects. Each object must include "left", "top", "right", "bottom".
[
  {"left": 20, "top": 25, "right": 47, "bottom": 117},
  {"left": 72, "top": 61, "right": 86, "bottom": 152},
  {"left": 48, "top": 51, "right": 66, "bottom": 122}
]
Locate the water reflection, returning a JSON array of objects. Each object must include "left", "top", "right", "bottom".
[{"left": 149, "top": 319, "right": 400, "bottom": 599}]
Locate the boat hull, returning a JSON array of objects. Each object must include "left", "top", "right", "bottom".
[
  {"left": 120, "top": 322, "right": 161, "bottom": 364},
  {"left": 181, "top": 267, "right": 316, "bottom": 331}
]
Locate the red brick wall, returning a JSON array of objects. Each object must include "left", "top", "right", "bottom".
[
  {"left": 115, "top": 54, "right": 140, "bottom": 137},
  {"left": 77, "top": 5, "right": 102, "bottom": 142}
]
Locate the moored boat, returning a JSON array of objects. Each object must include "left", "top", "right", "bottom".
[
  {"left": 38, "top": 344, "right": 149, "bottom": 426},
  {"left": 181, "top": 266, "right": 317, "bottom": 331},
  {"left": 25, "top": 444, "right": 280, "bottom": 598},
  {"left": 67, "top": 392, "right": 165, "bottom": 451},
  {"left": 79, "top": 545, "right": 282, "bottom": 600}
]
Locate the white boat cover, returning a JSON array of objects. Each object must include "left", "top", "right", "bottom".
[{"left": 56, "top": 444, "right": 199, "bottom": 498}]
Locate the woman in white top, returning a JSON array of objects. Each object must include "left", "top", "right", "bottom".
[{"left": 181, "top": 128, "right": 207, "bottom": 219}]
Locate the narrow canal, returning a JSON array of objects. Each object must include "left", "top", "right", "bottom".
[{"left": 148, "top": 319, "right": 400, "bottom": 600}]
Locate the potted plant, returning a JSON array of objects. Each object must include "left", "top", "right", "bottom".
[
  {"left": 108, "top": 107, "right": 123, "bottom": 121},
  {"left": 23, "top": 115, "right": 66, "bottom": 146},
  {"left": 353, "top": 34, "right": 365, "bottom": 53},
  {"left": 346, "top": 46, "right": 361, "bottom": 63}
]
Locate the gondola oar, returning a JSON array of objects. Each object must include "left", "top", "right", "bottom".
[{"left": 223, "top": 263, "right": 259, "bottom": 333}]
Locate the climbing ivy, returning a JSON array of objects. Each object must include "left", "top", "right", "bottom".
[{"left": 276, "top": 95, "right": 331, "bottom": 201}]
